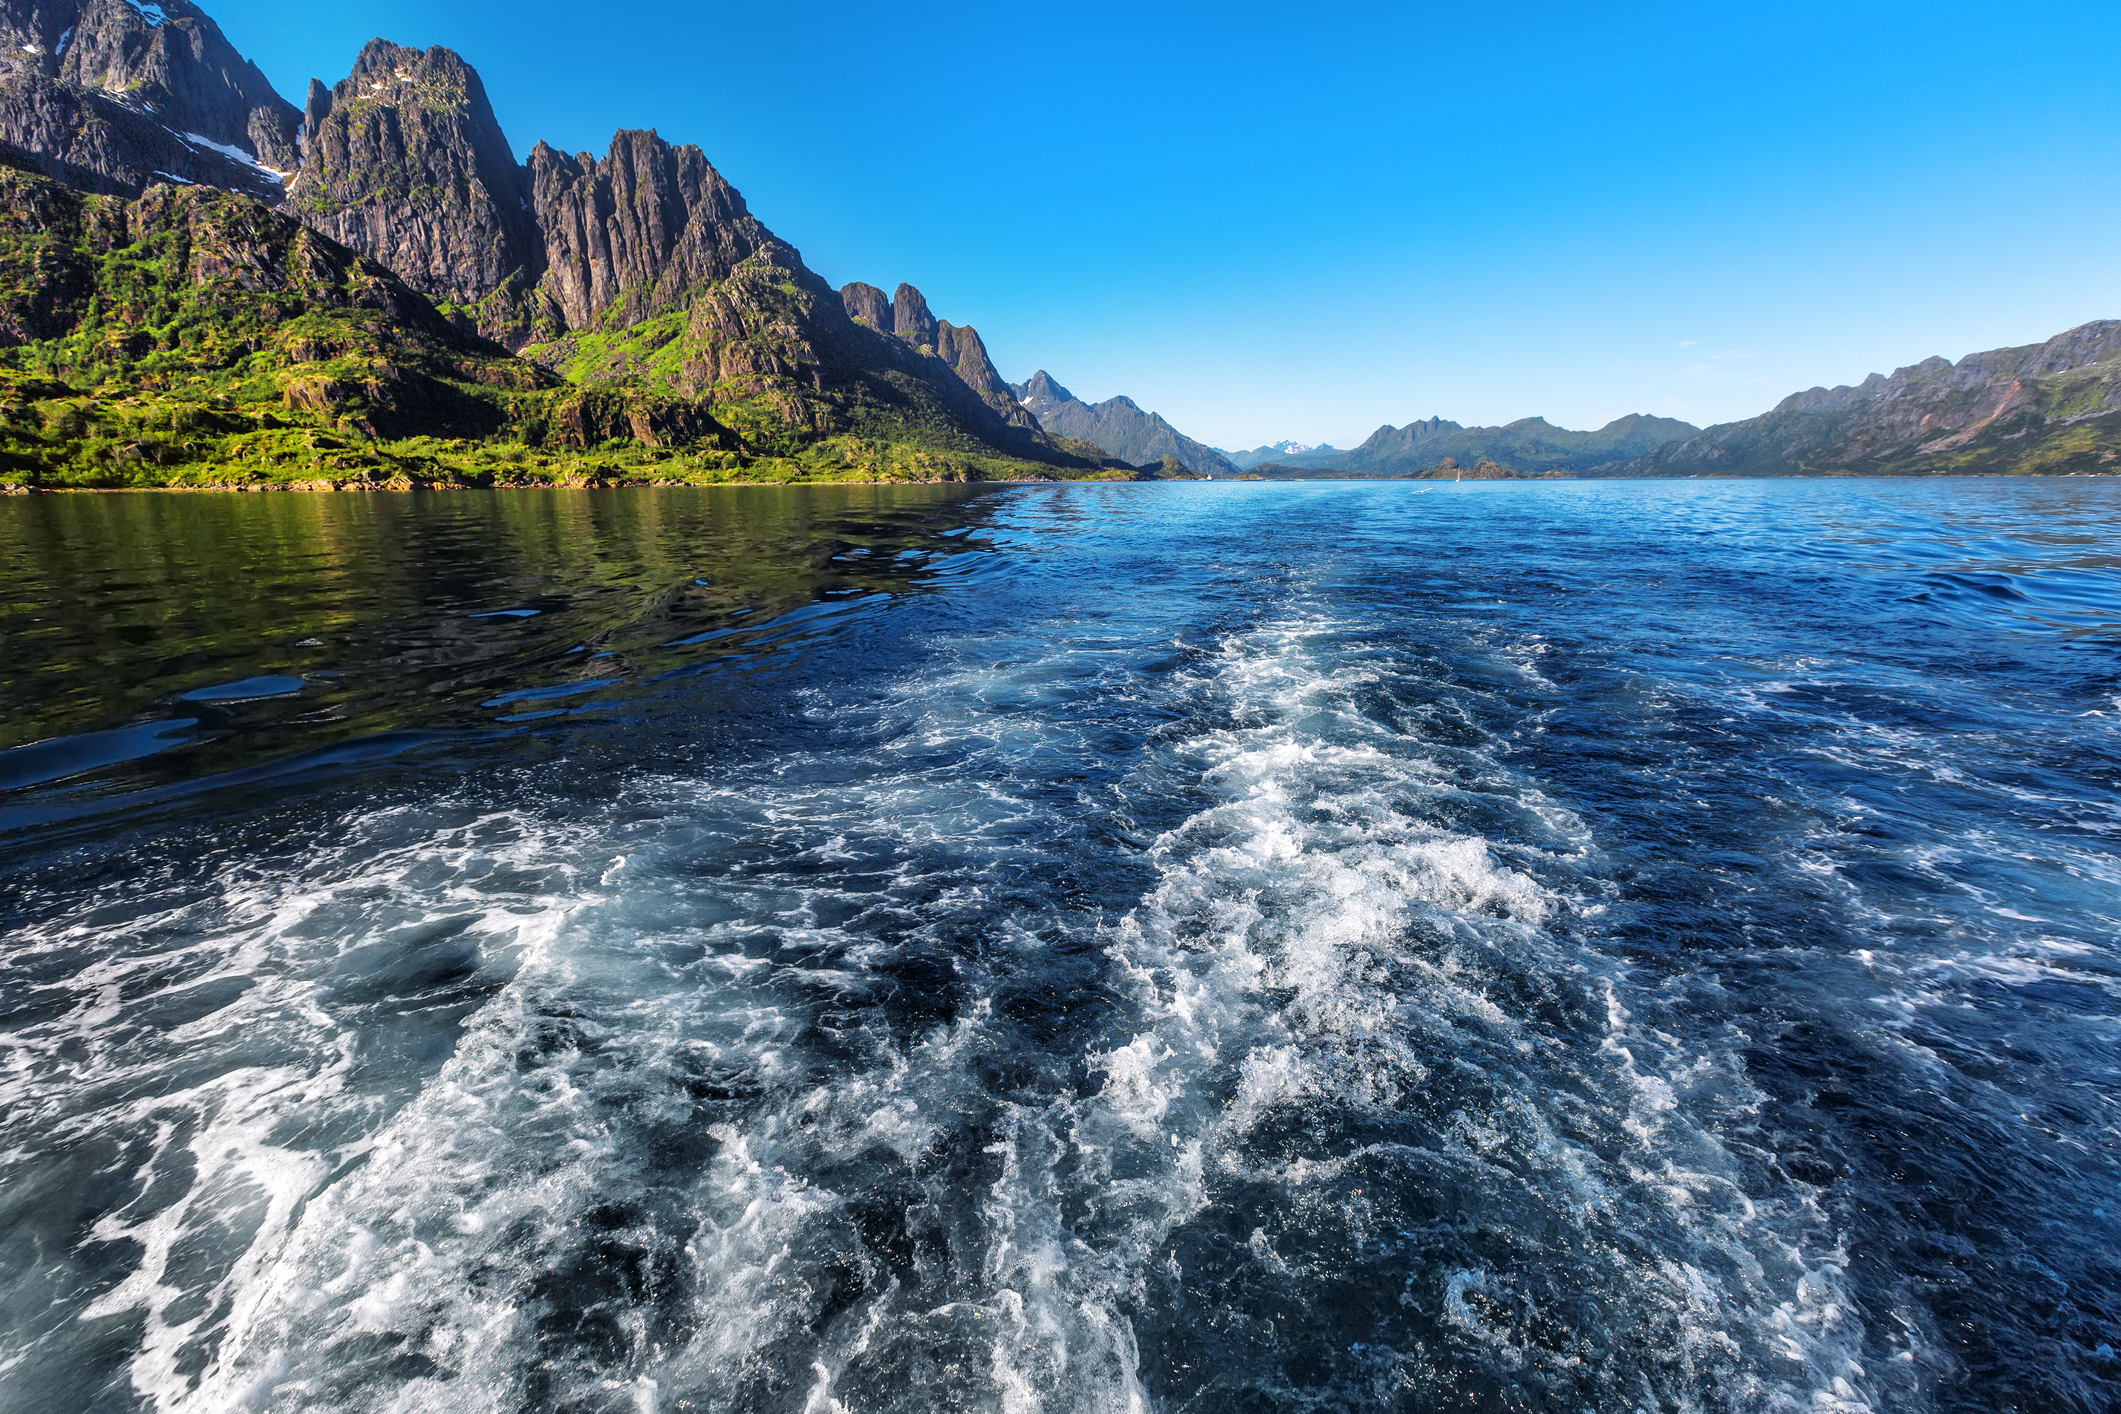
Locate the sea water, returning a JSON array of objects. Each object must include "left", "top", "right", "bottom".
[{"left": 1, "top": 479, "right": 2116, "bottom": 1412}]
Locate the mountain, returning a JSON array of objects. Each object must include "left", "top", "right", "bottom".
[
  {"left": 0, "top": 157, "right": 590, "bottom": 486},
  {"left": 1010, "top": 371, "right": 1236, "bottom": 475},
  {"left": 1608, "top": 323, "right": 2121, "bottom": 477},
  {"left": 1307, "top": 413, "right": 1698, "bottom": 477},
  {"left": 0, "top": 6, "right": 1135, "bottom": 485},
  {"left": 0, "top": 0, "right": 297, "bottom": 198},
  {"left": 286, "top": 40, "right": 539, "bottom": 330},
  {"left": 275, "top": 40, "right": 1066, "bottom": 463},
  {"left": 837, "top": 280, "right": 1036, "bottom": 430},
  {"left": 0, "top": 155, "right": 1136, "bottom": 487},
  {"left": 1225, "top": 440, "right": 1345, "bottom": 470}
]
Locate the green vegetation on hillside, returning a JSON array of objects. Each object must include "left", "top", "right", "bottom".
[{"left": 0, "top": 165, "right": 1127, "bottom": 490}]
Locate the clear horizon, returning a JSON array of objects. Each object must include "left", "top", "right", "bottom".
[{"left": 210, "top": 0, "right": 2121, "bottom": 450}]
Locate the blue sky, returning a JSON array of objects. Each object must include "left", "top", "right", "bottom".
[{"left": 214, "top": 0, "right": 2121, "bottom": 450}]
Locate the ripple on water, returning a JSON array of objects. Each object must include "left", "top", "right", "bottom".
[{"left": 0, "top": 480, "right": 2116, "bottom": 1413}]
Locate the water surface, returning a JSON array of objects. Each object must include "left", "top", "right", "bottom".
[{"left": 2, "top": 480, "right": 2118, "bottom": 1413}]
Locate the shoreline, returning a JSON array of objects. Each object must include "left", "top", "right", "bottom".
[{"left": 5, "top": 472, "right": 2117, "bottom": 495}]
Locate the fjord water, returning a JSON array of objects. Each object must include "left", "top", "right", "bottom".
[{"left": 2, "top": 481, "right": 2118, "bottom": 1414}]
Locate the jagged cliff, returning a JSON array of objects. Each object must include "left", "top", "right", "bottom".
[
  {"left": 286, "top": 40, "right": 539, "bottom": 328},
  {"left": 837, "top": 279, "right": 1035, "bottom": 429},
  {"left": 271, "top": 39, "right": 1056, "bottom": 460},
  {"left": 1013, "top": 370, "right": 1236, "bottom": 475},
  {"left": 1609, "top": 324, "right": 2121, "bottom": 477},
  {"left": 0, "top": 0, "right": 296, "bottom": 197}
]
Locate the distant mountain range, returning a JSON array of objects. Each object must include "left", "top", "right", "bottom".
[
  {"left": 1230, "top": 323, "right": 2121, "bottom": 480},
  {"left": 1224, "top": 440, "right": 1345, "bottom": 470},
  {"left": 1010, "top": 372, "right": 1234, "bottom": 476},
  {"left": 1245, "top": 414, "right": 1699, "bottom": 477}
]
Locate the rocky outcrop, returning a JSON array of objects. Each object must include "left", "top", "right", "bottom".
[
  {"left": 891, "top": 282, "right": 936, "bottom": 346},
  {"left": 839, "top": 280, "right": 889, "bottom": 331},
  {"left": 546, "top": 384, "right": 738, "bottom": 452},
  {"left": 1013, "top": 369, "right": 1236, "bottom": 475},
  {"left": 0, "top": 0, "right": 297, "bottom": 197},
  {"left": 1611, "top": 323, "right": 2121, "bottom": 477},
  {"left": 283, "top": 40, "right": 540, "bottom": 335},
  {"left": 527, "top": 130, "right": 770, "bottom": 338}
]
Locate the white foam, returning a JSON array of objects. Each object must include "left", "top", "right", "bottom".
[{"left": 3, "top": 569, "right": 1935, "bottom": 1411}]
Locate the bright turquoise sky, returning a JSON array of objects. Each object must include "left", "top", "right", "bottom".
[{"left": 215, "top": 0, "right": 2121, "bottom": 449}]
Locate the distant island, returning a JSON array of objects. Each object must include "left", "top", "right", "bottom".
[{"left": 1, "top": 0, "right": 2115, "bottom": 490}]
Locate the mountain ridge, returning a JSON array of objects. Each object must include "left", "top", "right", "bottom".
[
  {"left": 1603, "top": 322, "right": 2121, "bottom": 477},
  {"left": 0, "top": 0, "right": 298, "bottom": 198},
  {"left": 0, "top": 7, "right": 1142, "bottom": 486},
  {"left": 1010, "top": 371, "right": 1236, "bottom": 476}
]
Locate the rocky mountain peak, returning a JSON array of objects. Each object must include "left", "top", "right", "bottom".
[
  {"left": 835, "top": 284, "right": 886, "bottom": 334},
  {"left": 285, "top": 38, "right": 540, "bottom": 326},
  {"left": 932, "top": 320, "right": 1033, "bottom": 427},
  {"left": 1018, "top": 370, "right": 1073, "bottom": 409},
  {"left": 839, "top": 281, "right": 890, "bottom": 330},
  {"left": 0, "top": 0, "right": 298, "bottom": 195},
  {"left": 527, "top": 129, "right": 767, "bottom": 339},
  {"left": 892, "top": 282, "right": 936, "bottom": 347}
]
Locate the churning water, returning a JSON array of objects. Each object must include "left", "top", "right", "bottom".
[{"left": 1, "top": 479, "right": 2117, "bottom": 1413}]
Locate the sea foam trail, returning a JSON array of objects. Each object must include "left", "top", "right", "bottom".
[
  {"left": 83, "top": 596, "right": 1898, "bottom": 1413},
  {"left": 948, "top": 612, "right": 1890, "bottom": 1413}
]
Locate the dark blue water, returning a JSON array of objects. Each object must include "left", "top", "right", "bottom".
[{"left": 2, "top": 480, "right": 2118, "bottom": 1413}]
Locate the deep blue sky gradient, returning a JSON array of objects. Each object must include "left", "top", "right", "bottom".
[{"left": 211, "top": 0, "right": 2121, "bottom": 448}]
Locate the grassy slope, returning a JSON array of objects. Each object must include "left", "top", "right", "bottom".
[
  {"left": 1609, "top": 329, "right": 2121, "bottom": 478},
  {"left": 514, "top": 238, "right": 1138, "bottom": 482},
  {"left": 0, "top": 165, "right": 1126, "bottom": 489}
]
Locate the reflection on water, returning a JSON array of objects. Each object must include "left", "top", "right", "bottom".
[
  {"left": 0, "top": 486, "right": 1010, "bottom": 808},
  {"left": 1, "top": 478, "right": 2119, "bottom": 1414}
]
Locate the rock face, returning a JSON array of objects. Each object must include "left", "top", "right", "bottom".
[
  {"left": 0, "top": 0, "right": 298, "bottom": 197},
  {"left": 1013, "top": 369, "right": 1236, "bottom": 475},
  {"left": 933, "top": 320, "right": 1032, "bottom": 427},
  {"left": 891, "top": 282, "right": 936, "bottom": 346},
  {"left": 285, "top": 40, "right": 539, "bottom": 328},
  {"left": 526, "top": 130, "right": 774, "bottom": 337},
  {"left": 1611, "top": 324, "right": 2121, "bottom": 477},
  {"left": 839, "top": 280, "right": 889, "bottom": 331},
  {"left": 833, "top": 278, "right": 1034, "bottom": 428}
]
